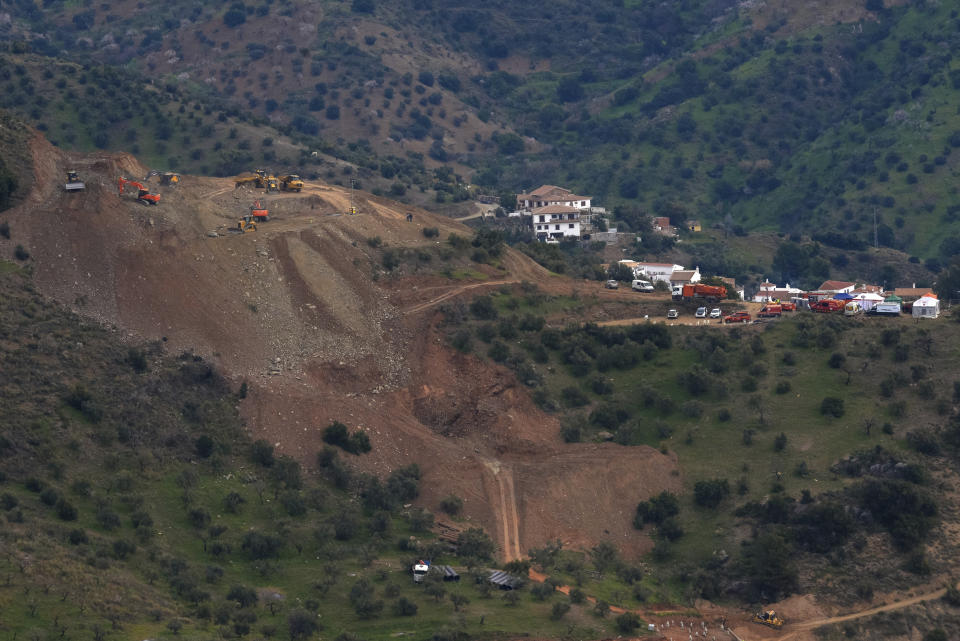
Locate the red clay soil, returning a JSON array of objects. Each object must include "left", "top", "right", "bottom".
[{"left": 2, "top": 133, "right": 681, "bottom": 561}]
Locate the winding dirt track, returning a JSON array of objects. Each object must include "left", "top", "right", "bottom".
[
  {"left": 403, "top": 279, "right": 519, "bottom": 315},
  {"left": 768, "top": 584, "right": 953, "bottom": 641}
]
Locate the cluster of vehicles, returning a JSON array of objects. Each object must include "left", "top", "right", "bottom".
[{"left": 234, "top": 169, "right": 303, "bottom": 193}]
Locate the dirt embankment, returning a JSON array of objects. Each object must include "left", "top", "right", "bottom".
[{"left": 1, "top": 133, "right": 681, "bottom": 561}]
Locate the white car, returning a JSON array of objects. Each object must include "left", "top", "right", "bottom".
[
  {"left": 666, "top": 309, "right": 679, "bottom": 319},
  {"left": 605, "top": 280, "right": 619, "bottom": 289},
  {"left": 695, "top": 307, "right": 707, "bottom": 318},
  {"left": 710, "top": 308, "right": 722, "bottom": 318}
]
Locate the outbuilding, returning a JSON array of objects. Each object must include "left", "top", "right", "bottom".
[{"left": 912, "top": 294, "right": 940, "bottom": 319}]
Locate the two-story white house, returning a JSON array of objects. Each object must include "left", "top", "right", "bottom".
[
  {"left": 533, "top": 205, "right": 581, "bottom": 241},
  {"left": 517, "top": 185, "right": 591, "bottom": 211}
]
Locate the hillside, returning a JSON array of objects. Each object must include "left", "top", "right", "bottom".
[
  {"left": 0, "top": 125, "right": 686, "bottom": 566},
  {"left": 2, "top": 0, "right": 959, "bottom": 261}
]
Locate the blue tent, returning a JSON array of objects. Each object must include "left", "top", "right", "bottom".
[{"left": 834, "top": 292, "right": 854, "bottom": 300}]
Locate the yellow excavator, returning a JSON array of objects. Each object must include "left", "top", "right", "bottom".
[
  {"left": 751, "top": 610, "right": 784, "bottom": 629},
  {"left": 279, "top": 174, "right": 303, "bottom": 192}
]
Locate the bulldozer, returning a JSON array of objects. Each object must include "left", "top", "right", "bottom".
[
  {"left": 279, "top": 174, "right": 303, "bottom": 192},
  {"left": 232, "top": 215, "right": 257, "bottom": 233},
  {"left": 751, "top": 610, "right": 784, "bottom": 629},
  {"left": 64, "top": 170, "right": 85, "bottom": 192}
]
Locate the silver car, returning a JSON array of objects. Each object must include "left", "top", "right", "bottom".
[{"left": 667, "top": 309, "right": 679, "bottom": 319}]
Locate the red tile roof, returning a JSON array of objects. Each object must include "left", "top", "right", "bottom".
[{"left": 817, "top": 280, "right": 855, "bottom": 291}]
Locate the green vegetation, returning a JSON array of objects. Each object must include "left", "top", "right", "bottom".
[
  {"left": 0, "top": 262, "right": 658, "bottom": 640},
  {"left": 444, "top": 285, "right": 960, "bottom": 602}
]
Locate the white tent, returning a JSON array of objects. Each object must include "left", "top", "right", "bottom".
[
  {"left": 912, "top": 294, "right": 940, "bottom": 319},
  {"left": 854, "top": 292, "right": 884, "bottom": 311}
]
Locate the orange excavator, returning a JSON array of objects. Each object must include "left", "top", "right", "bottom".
[
  {"left": 250, "top": 199, "right": 269, "bottom": 221},
  {"left": 117, "top": 177, "right": 160, "bottom": 205}
]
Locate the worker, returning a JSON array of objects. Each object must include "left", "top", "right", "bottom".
[{"left": 406, "top": 213, "right": 413, "bottom": 222}]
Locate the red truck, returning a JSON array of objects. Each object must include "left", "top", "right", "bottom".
[
  {"left": 811, "top": 299, "right": 845, "bottom": 313},
  {"left": 675, "top": 283, "right": 727, "bottom": 302},
  {"left": 758, "top": 304, "right": 782, "bottom": 318}
]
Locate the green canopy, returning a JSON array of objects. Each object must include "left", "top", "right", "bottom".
[{"left": 884, "top": 294, "right": 902, "bottom": 302}]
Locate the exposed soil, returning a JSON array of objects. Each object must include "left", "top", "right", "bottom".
[{"left": 2, "top": 133, "right": 681, "bottom": 563}]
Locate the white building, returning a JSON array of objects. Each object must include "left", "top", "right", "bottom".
[
  {"left": 517, "top": 185, "right": 592, "bottom": 211},
  {"left": 817, "top": 280, "right": 856, "bottom": 294},
  {"left": 670, "top": 267, "right": 701, "bottom": 288},
  {"left": 618, "top": 260, "right": 684, "bottom": 284},
  {"left": 753, "top": 281, "right": 803, "bottom": 303},
  {"left": 533, "top": 205, "right": 581, "bottom": 241}
]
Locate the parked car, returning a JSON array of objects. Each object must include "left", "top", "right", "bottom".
[
  {"left": 723, "top": 311, "right": 751, "bottom": 324},
  {"left": 710, "top": 308, "right": 722, "bottom": 318},
  {"left": 631, "top": 279, "right": 655, "bottom": 292},
  {"left": 667, "top": 309, "right": 679, "bottom": 319},
  {"left": 605, "top": 280, "right": 619, "bottom": 289},
  {"left": 695, "top": 307, "right": 707, "bottom": 318}
]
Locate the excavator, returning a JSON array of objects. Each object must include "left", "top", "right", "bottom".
[
  {"left": 250, "top": 199, "right": 269, "bottom": 221},
  {"left": 117, "top": 177, "right": 161, "bottom": 205},
  {"left": 751, "top": 610, "right": 785, "bottom": 629},
  {"left": 279, "top": 174, "right": 303, "bottom": 192},
  {"left": 145, "top": 170, "right": 181, "bottom": 186},
  {"left": 65, "top": 170, "right": 85, "bottom": 192}
]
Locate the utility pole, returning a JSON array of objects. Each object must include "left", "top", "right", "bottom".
[
  {"left": 873, "top": 208, "right": 878, "bottom": 249},
  {"left": 349, "top": 179, "right": 357, "bottom": 215}
]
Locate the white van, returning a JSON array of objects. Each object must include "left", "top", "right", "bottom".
[
  {"left": 843, "top": 301, "right": 862, "bottom": 316},
  {"left": 631, "top": 279, "right": 654, "bottom": 292}
]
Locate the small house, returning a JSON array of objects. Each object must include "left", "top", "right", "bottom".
[
  {"left": 912, "top": 294, "right": 940, "bottom": 319},
  {"left": 685, "top": 220, "right": 702, "bottom": 232}
]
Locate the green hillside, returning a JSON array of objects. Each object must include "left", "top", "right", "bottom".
[
  {"left": 441, "top": 284, "right": 960, "bottom": 607},
  {"left": 3, "top": 1, "right": 960, "bottom": 258}
]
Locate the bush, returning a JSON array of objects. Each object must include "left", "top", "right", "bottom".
[
  {"left": 821, "top": 397, "right": 845, "bottom": 418},
  {"left": 615, "top": 612, "right": 640, "bottom": 634},
  {"left": 422, "top": 227, "right": 439, "bottom": 238},
  {"left": 469, "top": 295, "right": 498, "bottom": 320},
  {"left": 773, "top": 432, "right": 787, "bottom": 452},
  {"left": 439, "top": 494, "right": 463, "bottom": 516},
  {"left": 634, "top": 491, "right": 679, "bottom": 527},
  {"left": 828, "top": 352, "right": 846, "bottom": 368},
  {"left": 693, "top": 479, "right": 730, "bottom": 509},
  {"left": 550, "top": 601, "right": 570, "bottom": 620}
]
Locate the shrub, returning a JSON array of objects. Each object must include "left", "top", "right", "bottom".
[
  {"left": 367, "top": 236, "right": 382, "bottom": 248},
  {"left": 821, "top": 397, "right": 845, "bottom": 418},
  {"left": 439, "top": 494, "right": 463, "bottom": 516},
  {"left": 422, "top": 227, "right": 439, "bottom": 238},
  {"left": 469, "top": 295, "right": 498, "bottom": 320},
  {"left": 775, "top": 381, "right": 791, "bottom": 394},
  {"left": 550, "top": 601, "right": 571, "bottom": 620},
  {"left": 693, "top": 479, "right": 729, "bottom": 508},
  {"left": 828, "top": 352, "right": 846, "bottom": 368},
  {"left": 773, "top": 432, "right": 787, "bottom": 452},
  {"left": 634, "top": 491, "right": 679, "bottom": 527},
  {"left": 615, "top": 612, "right": 640, "bottom": 634}
]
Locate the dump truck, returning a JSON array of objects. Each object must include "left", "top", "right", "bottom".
[
  {"left": 145, "top": 170, "right": 181, "bottom": 186},
  {"left": 674, "top": 283, "right": 727, "bottom": 302},
  {"left": 758, "top": 304, "right": 782, "bottom": 318},
  {"left": 279, "top": 174, "right": 303, "bottom": 192},
  {"left": 65, "top": 170, "right": 85, "bottom": 192}
]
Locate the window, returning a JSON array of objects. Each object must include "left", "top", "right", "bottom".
[
  {"left": 539, "top": 216, "right": 545, "bottom": 222},
  {"left": 568, "top": 223, "right": 574, "bottom": 228},
  {"left": 554, "top": 224, "right": 560, "bottom": 230}
]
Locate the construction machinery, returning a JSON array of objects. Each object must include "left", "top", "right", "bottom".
[
  {"left": 250, "top": 199, "right": 269, "bottom": 221},
  {"left": 65, "top": 170, "right": 85, "bottom": 192},
  {"left": 279, "top": 174, "right": 303, "bottom": 192},
  {"left": 234, "top": 168, "right": 278, "bottom": 190},
  {"left": 751, "top": 610, "right": 785, "bottom": 629},
  {"left": 145, "top": 170, "right": 181, "bottom": 186},
  {"left": 117, "top": 177, "right": 161, "bottom": 205},
  {"left": 232, "top": 215, "right": 257, "bottom": 233}
]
